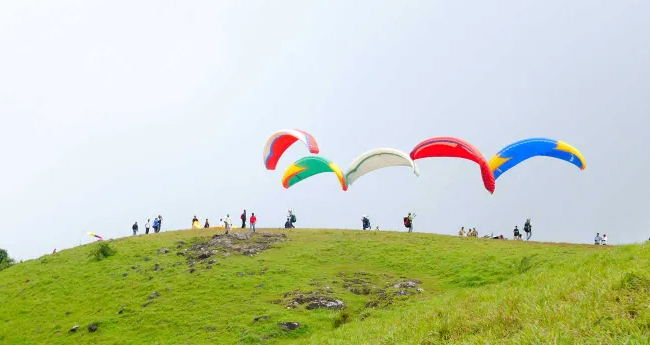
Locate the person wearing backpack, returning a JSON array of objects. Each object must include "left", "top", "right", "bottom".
[
  {"left": 362, "top": 215, "right": 371, "bottom": 230},
  {"left": 285, "top": 209, "right": 296, "bottom": 228},
  {"left": 241, "top": 210, "right": 247, "bottom": 228},
  {"left": 363, "top": 215, "right": 371, "bottom": 230},
  {"left": 524, "top": 219, "right": 532, "bottom": 241},
  {"left": 403, "top": 212, "right": 415, "bottom": 232}
]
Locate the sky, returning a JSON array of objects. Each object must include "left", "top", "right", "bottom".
[{"left": 1, "top": 1, "right": 649, "bottom": 261}]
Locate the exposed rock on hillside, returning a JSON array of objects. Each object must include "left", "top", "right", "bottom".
[
  {"left": 282, "top": 289, "right": 346, "bottom": 310},
  {"left": 188, "top": 232, "right": 287, "bottom": 264}
]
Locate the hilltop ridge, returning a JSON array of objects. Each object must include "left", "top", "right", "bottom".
[{"left": 1, "top": 228, "right": 648, "bottom": 345}]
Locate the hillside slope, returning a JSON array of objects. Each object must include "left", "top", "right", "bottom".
[{"left": 1, "top": 228, "right": 649, "bottom": 344}]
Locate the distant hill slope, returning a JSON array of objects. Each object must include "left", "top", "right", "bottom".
[{"left": 1, "top": 228, "right": 649, "bottom": 345}]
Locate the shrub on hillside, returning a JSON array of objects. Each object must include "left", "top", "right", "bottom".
[
  {"left": 517, "top": 255, "right": 538, "bottom": 274},
  {"left": 0, "top": 248, "right": 15, "bottom": 271},
  {"left": 88, "top": 242, "right": 116, "bottom": 261},
  {"left": 333, "top": 311, "right": 351, "bottom": 328}
]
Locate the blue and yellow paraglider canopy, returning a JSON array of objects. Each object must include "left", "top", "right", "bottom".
[{"left": 489, "top": 138, "right": 586, "bottom": 180}]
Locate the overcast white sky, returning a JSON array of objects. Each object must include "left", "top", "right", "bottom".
[{"left": 1, "top": 1, "right": 649, "bottom": 260}]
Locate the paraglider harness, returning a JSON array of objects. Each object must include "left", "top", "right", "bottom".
[
  {"left": 403, "top": 216, "right": 412, "bottom": 228},
  {"left": 524, "top": 221, "right": 531, "bottom": 234},
  {"left": 362, "top": 217, "right": 370, "bottom": 230},
  {"left": 284, "top": 214, "right": 296, "bottom": 228}
]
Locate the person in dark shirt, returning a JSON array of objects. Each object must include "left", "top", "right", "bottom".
[
  {"left": 241, "top": 210, "right": 247, "bottom": 228},
  {"left": 524, "top": 219, "right": 532, "bottom": 240},
  {"left": 132, "top": 222, "right": 139, "bottom": 236},
  {"left": 362, "top": 215, "right": 371, "bottom": 230}
]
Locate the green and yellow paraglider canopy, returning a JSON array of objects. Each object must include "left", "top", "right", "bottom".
[{"left": 282, "top": 156, "right": 348, "bottom": 191}]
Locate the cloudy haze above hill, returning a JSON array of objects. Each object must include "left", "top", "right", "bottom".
[{"left": 1, "top": 0, "right": 649, "bottom": 260}]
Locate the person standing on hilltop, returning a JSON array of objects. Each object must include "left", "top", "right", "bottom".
[
  {"left": 404, "top": 213, "right": 415, "bottom": 233},
  {"left": 192, "top": 215, "right": 200, "bottom": 229},
  {"left": 362, "top": 215, "right": 371, "bottom": 230},
  {"left": 224, "top": 214, "right": 232, "bottom": 234},
  {"left": 594, "top": 232, "right": 602, "bottom": 245},
  {"left": 458, "top": 227, "right": 466, "bottom": 237},
  {"left": 157, "top": 215, "right": 163, "bottom": 233},
  {"left": 153, "top": 217, "right": 160, "bottom": 234},
  {"left": 204, "top": 218, "right": 210, "bottom": 229},
  {"left": 132, "top": 222, "right": 139, "bottom": 236},
  {"left": 513, "top": 226, "right": 521, "bottom": 240},
  {"left": 285, "top": 209, "right": 296, "bottom": 228},
  {"left": 524, "top": 218, "right": 532, "bottom": 241},
  {"left": 145, "top": 219, "right": 151, "bottom": 235},
  {"left": 250, "top": 213, "right": 257, "bottom": 232},
  {"left": 241, "top": 210, "right": 247, "bottom": 229}
]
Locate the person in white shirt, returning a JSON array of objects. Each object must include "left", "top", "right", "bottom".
[
  {"left": 224, "top": 214, "right": 232, "bottom": 234},
  {"left": 145, "top": 219, "right": 151, "bottom": 234},
  {"left": 601, "top": 233, "right": 608, "bottom": 245}
]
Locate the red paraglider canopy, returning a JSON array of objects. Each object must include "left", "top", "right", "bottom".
[{"left": 410, "top": 137, "right": 495, "bottom": 194}]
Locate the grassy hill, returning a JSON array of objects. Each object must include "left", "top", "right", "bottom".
[{"left": 1, "top": 228, "right": 649, "bottom": 345}]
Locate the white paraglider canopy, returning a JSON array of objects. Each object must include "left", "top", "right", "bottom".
[{"left": 345, "top": 148, "right": 420, "bottom": 186}]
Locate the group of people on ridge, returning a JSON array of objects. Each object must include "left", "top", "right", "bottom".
[
  {"left": 459, "top": 227, "right": 479, "bottom": 237},
  {"left": 132, "top": 215, "right": 164, "bottom": 235},
  {"left": 594, "top": 233, "right": 608, "bottom": 245},
  {"left": 190, "top": 210, "right": 258, "bottom": 234},
  {"left": 513, "top": 219, "right": 533, "bottom": 241}
]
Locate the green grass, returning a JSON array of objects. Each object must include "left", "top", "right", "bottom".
[{"left": 1, "top": 228, "right": 649, "bottom": 344}]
